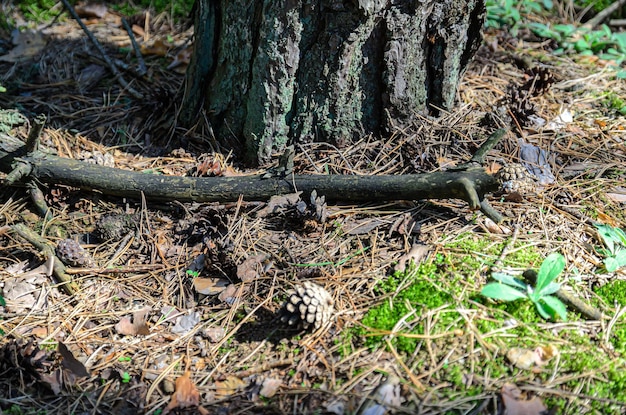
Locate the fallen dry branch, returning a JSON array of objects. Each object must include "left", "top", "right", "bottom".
[{"left": 0, "top": 130, "right": 505, "bottom": 222}]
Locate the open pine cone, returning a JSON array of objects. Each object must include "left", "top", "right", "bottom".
[
  {"left": 280, "top": 281, "right": 334, "bottom": 330},
  {"left": 56, "top": 239, "right": 95, "bottom": 267},
  {"left": 495, "top": 163, "right": 537, "bottom": 194}
]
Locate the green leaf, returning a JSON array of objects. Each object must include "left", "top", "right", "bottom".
[
  {"left": 575, "top": 39, "right": 590, "bottom": 52},
  {"left": 596, "top": 224, "right": 617, "bottom": 254},
  {"left": 541, "top": 295, "right": 568, "bottom": 321},
  {"left": 535, "top": 253, "right": 565, "bottom": 293},
  {"left": 491, "top": 273, "right": 528, "bottom": 290},
  {"left": 0, "top": 295, "right": 5, "bottom": 307},
  {"left": 613, "top": 227, "right": 626, "bottom": 246},
  {"left": 605, "top": 257, "right": 619, "bottom": 273},
  {"left": 542, "top": 0, "right": 553, "bottom": 10},
  {"left": 481, "top": 283, "right": 528, "bottom": 301},
  {"left": 534, "top": 301, "right": 552, "bottom": 320},
  {"left": 537, "top": 281, "right": 561, "bottom": 297},
  {"left": 554, "top": 24, "right": 576, "bottom": 37},
  {"left": 615, "top": 249, "right": 626, "bottom": 268}
]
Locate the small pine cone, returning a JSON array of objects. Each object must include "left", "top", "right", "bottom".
[
  {"left": 552, "top": 190, "right": 575, "bottom": 205},
  {"left": 506, "top": 85, "right": 536, "bottom": 125},
  {"left": 496, "top": 164, "right": 537, "bottom": 194},
  {"left": 56, "top": 239, "right": 95, "bottom": 267},
  {"left": 522, "top": 67, "right": 555, "bottom": 96},
  {"left": 280, "top": 282, "right": 334, "bottom": 330},
  {"left": 96, "top": 213, "right": 136, "bottom": 240}
]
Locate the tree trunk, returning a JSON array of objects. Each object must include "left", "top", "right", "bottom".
[{"left": 180, "top": 0, "right": 485, "bottom": 165}]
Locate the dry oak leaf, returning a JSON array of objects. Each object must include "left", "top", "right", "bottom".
[
  {"left": 501, "top": 383, "right": 548, "bottom": 415},
  {"left": 115, "top": 309, "right": 151, "bottom": 336},
  {"left": 395, "top": 244, "right": 430, "bottom": 273},
  {"left": 507, "top": 345, "right": 558, "bottom": 371},
  {"left": 75, "top": 2, "right": 108, "bottom": 18},
  {"left": 163, "top": 371, "right": 208, "bottom": 415},
  {"left": 214, "top": 375, "right": 246, "bottom": 399},
  {"left": 0, "top": 29, "right": 46, "bottom": 62},
  {"left": 58, "top": 342, "right": 89, "bottom": 378},
  {"left": 193, "top": 277, "right": 229, "bottom": 295},
  {"left": 237, "top": 254, "right": 269, "bottom": 282}
]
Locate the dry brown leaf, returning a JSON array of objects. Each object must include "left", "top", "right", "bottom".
[
  {"left": 507, "top": 345, "right": 558, "bottom": 370},
  {"left": 259, "top": 377, "right": 282, "bottom": 398},
  {"left": 0, "top": 29, "right": 46, "bottom": 62},
  {"left": 395, "top": 244, "right": 430, "bottom": 272},
  {"left": 141, "top": 38, "right": 169, "bottom": 56},
  {"left": 236, "top": 254, "right": 268, "bottom": 282},
  {"left": 606, "top": 190, "right": 626, "bottom": 204},
  {"left": 163, "top": 371, "right": 208, "bottom": 415},
  {"left": 596, "top": 212, "right": 620, "bottom": 227},
  {"left": 29, "top": 327, "right": 48, "bottom": 338},
  {"left": 219, "top": 283, "right": 248, "bottom": 304},
  {"left": 203, "top": 327, "right": 226, "bottom": 342},
  {"left": 58, "top": 342, "right": 89, "bottom": 378},
  {"left": 167, "top": 47, "right": 192, "bottom": 72},
  {"left": 75, "top": 2, "right": 108, "bottom": 18},
  {"left": 115, "top": 309, "right": 151, "bottom": 336},
  {"left": 482, "top": 217, "right": 512, "bottom": 234},
  {"left": 257, "top": 192, "right": 302, "bottom": 217},
  {"left": 193, "top": 277, "right": 229, "bottom": 295},
  {"left": 40, "top": 369, "right": 63, "bottom": 395},
  {"left": 214, "top": 375, "right": 246, "bottom": 399},
  {"left": 501, "top": 383, "right": 547, "bottom": 415}
]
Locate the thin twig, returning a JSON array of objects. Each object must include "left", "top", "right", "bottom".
[
  {"left": 587, "top": 0, "right": 626, "bottom": 28},
  {"left": 60, "top": 0, "right": 143, "bottom": 99},
  {"left": 121, "top": 17, "right": 147, "bottom": 76},
  {"left": 25, "top": 114, "right": 46, "bottom": 153},
  {"left": 11, "top": 223, "right": 77, "bottom": 295}
]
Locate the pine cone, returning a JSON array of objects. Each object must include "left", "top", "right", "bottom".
[
  {"left": 506, "top": 85, "right": 536, "bottom": 126},
  {"left": 496, "top": 163, "right": 537, "bottom": 194},
  {"left": 56, "top": 239, "right": 95, "bottom": 267},
  {"left": 96, "top": 213, "right": 136, "bottom": 240},
  {"left": 522, "top": 67, "right": 555, "bottom": 96},
  {"left": 280, "top": 282, "right": 334, "bottom": 330}
]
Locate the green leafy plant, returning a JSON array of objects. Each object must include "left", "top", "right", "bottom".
[
  {"left": 486, "top": 0, "right": 552, "bottom": 33},
  {"left": 529, "top": 23, "right": 626, "bottom": 66},
  {"left": 186, "top": 269, "right": 200, "bottom": 278},
  {"left": 121, "top": 372, "right": 131, "bottom": 383},
  {"left": 595, "top": 224, "right": 626, "bottom": 272},
  {"left": 481, "top": 253, "right": 568, "bottom": 321}
]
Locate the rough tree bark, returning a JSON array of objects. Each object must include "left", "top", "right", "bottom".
[{"left": 180, "top": 0, "right": 485, "bottom": 165}]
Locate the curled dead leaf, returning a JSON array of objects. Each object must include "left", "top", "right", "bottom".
[
  {"left": 237, "top": 254, "right": 269, "bottom": 282},
  {"left": 163, "top": 371, "right": 208, "bottom": 415},
  {"left": 501, "top": 383, "right": 548, "bottom": 415},
  {"left": 115, "top": 309, "right": 151, "bottom": 336},
  {"left": 395, "top": 244, "right": 430, "bottom": 273},
  {"left": 193, "top": 277, "right": 230, "bottom": 295},
  {"left": 507, "top": 344, "right": 558, "bottom": 370},
  {"left": 259, "top": 377, "right": 282, "bottom": 398},
  {"left": 58, "top": 342, "right": 89, "bottom": 378},
  {"left": 214, "top": 375, "right": 246, "bottom": 399}
]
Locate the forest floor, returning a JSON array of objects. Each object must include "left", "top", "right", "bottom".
[{"left": 1, "top": 4, "right": 626, "bottom": 415}]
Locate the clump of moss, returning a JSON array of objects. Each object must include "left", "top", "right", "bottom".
[
  {"left": 360, "top": 261, "right": 453, "bottom": 353},
  {"left": 595, "top": 280, "right": 626, "bottom": 307}
]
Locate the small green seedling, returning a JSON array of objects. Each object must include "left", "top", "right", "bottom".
[
  {"left": 121, "top": 372, "right": 131, "bottom": 383},
  {"left": 595, "top": 224, "right": 626, "bottom": 272},
  {"left": 481, "top": 253, "right": 567, "bottom": 321}
]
